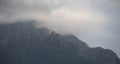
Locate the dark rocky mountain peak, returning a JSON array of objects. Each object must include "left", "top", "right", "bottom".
[{"left": 0, "top": 21, "right": 119, "bottom": 64}]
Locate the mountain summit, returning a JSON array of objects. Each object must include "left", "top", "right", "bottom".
[{"left": 0, "top": 21, "right": 120, "bottom": 64}]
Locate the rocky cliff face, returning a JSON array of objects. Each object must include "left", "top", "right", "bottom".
[{"left": 0, "top": 21, "right": 119, "bottom": 64}]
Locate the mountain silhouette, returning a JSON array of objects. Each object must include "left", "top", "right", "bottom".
[{"left": 0, "top": 21, "right": 119, "bottom": 64}]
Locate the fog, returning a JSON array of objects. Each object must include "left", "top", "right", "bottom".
[{"left": 0, "top": 0, "right": 120, "bottom": 57}]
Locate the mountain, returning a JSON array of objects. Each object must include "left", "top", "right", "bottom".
[{"left": 0, "top": 21, "right": 120, "bottom": 64}]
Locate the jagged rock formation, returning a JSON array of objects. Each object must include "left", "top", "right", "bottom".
[{"left": 0, "top": 21, "right": 119, "bottom": 64}]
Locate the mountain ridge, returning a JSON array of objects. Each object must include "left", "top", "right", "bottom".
[{"left": 0, "top": 21, "right": 119, "bottom": 64}]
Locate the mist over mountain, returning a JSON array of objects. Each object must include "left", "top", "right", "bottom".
[{"left": 0, "top": 21, "right": 119, "bottom": 64}]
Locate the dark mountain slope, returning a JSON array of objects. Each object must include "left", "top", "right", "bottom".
[{"left": 0, "top": 21, "right": 119, "bottom": 64}]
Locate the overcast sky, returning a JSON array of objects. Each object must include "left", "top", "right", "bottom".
[{"left": 0, "top": 0, "right": 120, "bottom": 57}]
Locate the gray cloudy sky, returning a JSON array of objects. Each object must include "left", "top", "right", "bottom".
[{"left": 0, "top": 0, "right": 120, "bottom": 57}]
